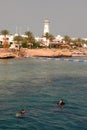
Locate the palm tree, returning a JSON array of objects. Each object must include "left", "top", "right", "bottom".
[
  {"left": 63, "top": 35, "right": 71, "bottom": 44},
  {"left": 44, "top": 32, "right": 55, "bottom": 48},
  {"left": 25, "top": 31, "right": 35, "bottom": 48},
  {"left": 73, "top": 38, "right": 82, "bottom": 47},
  {"left": 44, "top": 33, "right": 54, "bottom": 41},
  {"left": 13, "top": 35, "right": 23, "bottom": 43},
  {"left": 13, "top": 35, "right": 23, "bottom": 50},
  {"left": 1, "top": 29, "right": 9, "bottom": 36},
  {"left": 1, "top": 29, "right": 9, "bottom": 48},
  {"left": 25, "top": 31, "right": 35, "bottom": 43},
  {"left": 44, "top": 32, "right": 50, "bottom": 40}
]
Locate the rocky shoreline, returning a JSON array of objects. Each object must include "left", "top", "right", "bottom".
[
  {"left": 0, "top": 48, "right": 87, "bottom": 59},
  {"left": 0, "top": 49, "right": 19, "bottom": 59}
]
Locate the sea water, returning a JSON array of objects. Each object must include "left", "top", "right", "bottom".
[{"left": 0, "top": 57, "right": 87, "bottom": 130}]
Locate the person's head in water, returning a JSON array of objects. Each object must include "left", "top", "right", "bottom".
[
  {"left": 20, "top": 109, "right": 26, "bottom": 115},
  {"left": 57, "top": 99, "right": 65, "bottom": 107}
]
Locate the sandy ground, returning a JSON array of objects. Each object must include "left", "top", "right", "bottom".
[
  {"left": 0, "top": 48, "right": 87, "bottom": 58},
  {"left": 20, "top": 48, "right": 87, "bottom": 57},
  {"left": 22, "top": 48, "right": 72, "bottom": 57}
]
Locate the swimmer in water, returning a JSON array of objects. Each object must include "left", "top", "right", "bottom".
[
  {"left": 16, "top": 109, "right": 26, "bottom": 118},
  {"left": 57, "top": 99, "right": 65, "bottom": 108},
  {"left": 20, "top": 109, "right": 26, "bottom": 116}
]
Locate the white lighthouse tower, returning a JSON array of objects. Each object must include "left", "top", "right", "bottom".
[{"left": 43, "top": 19, "right": 50, "bottom": 36}]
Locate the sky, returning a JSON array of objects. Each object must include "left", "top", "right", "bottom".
[{"left": 0, "top": 0, "right": 87, "bottom": 38}]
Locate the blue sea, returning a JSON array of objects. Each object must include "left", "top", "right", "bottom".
[{"left": 0, "top": 57, "right": 87, "bottom": 130}]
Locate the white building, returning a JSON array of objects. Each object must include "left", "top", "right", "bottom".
[
  {"left": 43, "top": 19, "right": 50, "bottom": 36},
  {"left": 55, "top": 35, "right": 63, "bottom": 42}
]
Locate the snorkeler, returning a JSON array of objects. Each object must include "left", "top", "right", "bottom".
[
  {"left": 57, "top": 99, "right": 65, "bottom": 107},
  {"left": 16, "top": 109, "right": 26, "bottom": 118},
  {"left": 20, "top": 109, "right": 26, "bottom": 115}
]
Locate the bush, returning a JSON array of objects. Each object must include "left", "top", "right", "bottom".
[{"left": 21, "top": 43, "right": 29, "bottom": 48}]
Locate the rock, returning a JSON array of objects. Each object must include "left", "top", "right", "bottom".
[
  {"left": 22, "top": 48, "right": 72, "bottom": 57},
  {"left": 0, "top": 53, "right": 15, "bottom": 59}
]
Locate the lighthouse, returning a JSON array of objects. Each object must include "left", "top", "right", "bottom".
[{"left": 43, "top": 19, "right": 50, "bottom": 36}]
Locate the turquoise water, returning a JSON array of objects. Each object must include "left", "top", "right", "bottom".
[{"left": 0, "top": 58, "right": 87, "bottom": 130}]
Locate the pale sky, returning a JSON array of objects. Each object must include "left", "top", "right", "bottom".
[{"left": 0, "top": 0, "right": 87, "bottom": 38}]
